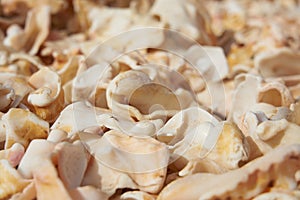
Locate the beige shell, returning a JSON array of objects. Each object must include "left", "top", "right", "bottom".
[
  {"left": 171, "top": 121, "right": 249, "bottom": 174},
  {"left": 243, "top": 112, "right": 300, "bottom": 154},
  {"left": 0, "top": 159, "right": 31, "bottom": 200},
  {"left": 0, "top": 74, "right": 32, "bottom": 111},
  {"left": 149, "top": 0, "right": 215, "bottom": 44},
  {"left": 255, "top": 48, "right": 300, "bottom": 78},
  {"left": 2, "top": 108, "right": 49, "bottom": 149},
  {"left": 17, "top": 139, "right": 72, "bottom": 199},
  {"left": 9, "top": 182, "right": 36, "bottom": 200},
  {"left": 3, "top": 6, "right": 50, "bottom": 55},
  {"left": 120, "top": 191, "right": 156, "bottom": 200},
  {"left": 0, "top": 84, "right": 15, "bottom": 112},
  {"left": 51, "top": 101, "right": 110, "bottom": 136},
  {"left": 53, "top": 140, "right": 89, "bottom": 189},
  {"left": 81, "top": 129, "right": 169, "bottom": 196},
  {"left": 27, "top": 67, "right": 64, "bottom": 123},
  {"left": 69, "top": 186, "right": 109, "bottom": 200},
  {"left": 253, "top": 191, "right": 299, "bottom": 200},
  {"left": 1, "top": 0, "right": 66, "bottom": 14},
  {"left": 106, "top": 70, "right": 196, "bottom": 121},
  {"left": 157, "top": 144, "right": 300, "bottom": 200},
  {"left": 0, "top": 143, "right": 24, "bottom": 167}
]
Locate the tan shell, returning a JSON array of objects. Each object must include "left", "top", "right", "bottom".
[
  {"left": 0, "top": 143, "right": 24, "bottom": 167},
  {"left": 28, "top": 67, "right": 64, "bottom": 123},
  {"left": 3, "top": 6, "right": 50, "bottom": 55},
  {"left": 120, "top": 191, "right": 156, "bottom": 200},
  {"left": 255, "top": 48, "right": 300, "bottom": 78},
  {"left": 0, "top": 74, "right": 32, "bottom": 111},
  {"left": 53, "top": 141, "right": 89, "bottom": 189},
  {"left": 253, "top": 191, "right": 299, "bottom": 200},
  {"left": 9, "top": 182, "right": 36, "bottom": 200},
  {"left": 2, "top": 108, "right": 49, "bottom": 149},
  {"left": 106, "top": 70, "right": 196, "bottom": 121},
  {"left": 0, "top": 159, "right": 31, "bottom": 200},
  {"left": 81, "top": 129, "right": 169, "bottom": 196},
  {"left": 16, "top": 139, "right": 71, "bottom": 199},
  {"left": 0, "top": 85, "right": 15, "bottom": 112},
  {"left": 150, "top": 0, "right": 215, "bottom": 44},
  {"left": 69, "top": 186, "right": 109, "bottom": 200},
  {"left": 51, "top": 101, "right": 109, "bottom": 136},
  {"left": 157, "top": 144, "right": 300, "bottom": 200}
]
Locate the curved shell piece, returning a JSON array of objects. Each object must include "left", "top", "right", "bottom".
[
  {"left": 157, "top": 144, "right": 300, "bottom": 200},
  {"left": 255, "top": 48, "right": 300, "bottom": 78},
  {"left": 28, "top": 67, "right": 64, "bottom": 122},
  {"left": 17, "top": 139, "right": 72, "bottom": 199},
  {"left": 157, "top": 106, "right": 219, "bottom": 144},
  {"left": 2, "top": 108, "right": 49, "bottom": 149},
  {"left": 253, "top": 191, "right": 299, "bottom": 200},
  {"left": 150, "top": 0, "right": 215, "bottom": 43},
  {"left": 258, "top": 81, "right": 294, "bottom": 107},
  {"left": 54, "top": 141, "right": 89, "bottom": 189},
  {"left": 120, "top": 191, "right": 156, "bottom": 200},
  {"left": 3, "top": 6, "right": 50, "bottom": 55},
  {"left": 0, "top": 159, "right": 31, "bottom": 200},
  {"left": 51, "top": 101, "right": 109, "bottom": 136},
  {"left": 0, "top": 143, "right": 24, "bottom": 167},
  {"left": 0, "top": 85, "right": 15, "bottom": 112},
  {"left": 69, "top": 186, "right": 109, "bottom": 200},
  {"left": 81, "top": 129, "right": 169, "bottom": 196}
]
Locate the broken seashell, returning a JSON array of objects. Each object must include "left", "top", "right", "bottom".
[
  {"left": 150, "top": 0, "right": 215, "bottom": 44},
  {"left": 2, "top": 108, "right": 49, "bottom": 149},
  {"left": 9, "top": 182, "right": 36, "bottom": 200},
  {"left": 47, "top": 129, "right": 68, "bottom": 143},
  {"left": 0, "top": 142, "right": 24, "bottom": 167},
  {"left": 3, "top": 6, "right": 51, "bottom": 55},
  {"left": 51, "top": 101, "right": 109, "bottom": 136},
  {"left": 54, "top": 140, "right": 89, "bottom": 189},
  {"left": 157, "top": 144, "right": 300, "bottom": 200},
  {"left": 27, "top": 67, "right": 64, "bottom": 123},
  {"left": 0, "top": 159, "right": 31, "bottom": 200},
  {"left": 0, "top": 84, "right": 15, "bottom": 112},
  {"left": 120, "top": 191, "right": 156, "bottom": 200},
  {"left": 255, "top": 48, "right": 300, "bottom": 78},
  {"left": 81, "top": 129, "right": 169, "bottom": 196},
  {"left": 69, "top": 186, "right": 109, "bottom": 200}
]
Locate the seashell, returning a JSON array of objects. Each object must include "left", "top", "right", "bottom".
[
  {"left": 157, "top": 106, "right": 219, "bottom": 145},
  {"left": 34, "top": 161, "right": 72, "bottom": 200},
  {"left": 2, "top": 108, "right": 49, "bottom": 149},
  {"left": 9, "top": 182, "right": 36, "bottom": 200},
  {"left": 53, "top": 140, "right": 89, "bottom": 189},
  {"left": 18, "top": 139, "right": 55, "bottom": 179},
  {"left": 0, "top": 143, "right": 24, "bottom": 167},
  {"left": 253, "top": 191, "right": 299, "bottom": 200},
  {"left": 47, "top": 129, "right": 68, "bottom": 143},
  {"left": 3, "top": 6, "right": 51, "bottom": 55},
  {"left": 149, "top": 0, "right": 215, "bottom": 44},
  {"left": 69, "top": 186, "right": 109, "bottom": 200},
  {"left": 51, "top": 101, "right": 109, "bottom": 136},
  {"left": 19, "top": 140, "right": 71, "bottom": 199},
  {"left": 0, "top": 84, "right": 15, "bottom": 112},
  {"left": 1, "top": 0, "right": 66, "bottom": 14},
  {"left": 255, "top": 48, "right": 300, "bottom": 78},
  {"left": 120, "top": 191, "right": 156, "bottom": 200},
  {"left": 257, "top": 81, "right": 294, "bottom": 107},
  {"left": 106, "top": 70, "right": 196, "bottom": 121},
  {"left": 0, "top": 75, "right": 32, "bottom": 111},
  {"left": 27, "top": 67, "right": 64, "bottom": 123},
  {"left": 157, "top": 144, "right": 300, "bottom": 200},
  {"left": 81, "top": 129, "right": 169, "bottom": 196},
  {"left": 0, "top": 159, "right": 31, "bottom": 200}
]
